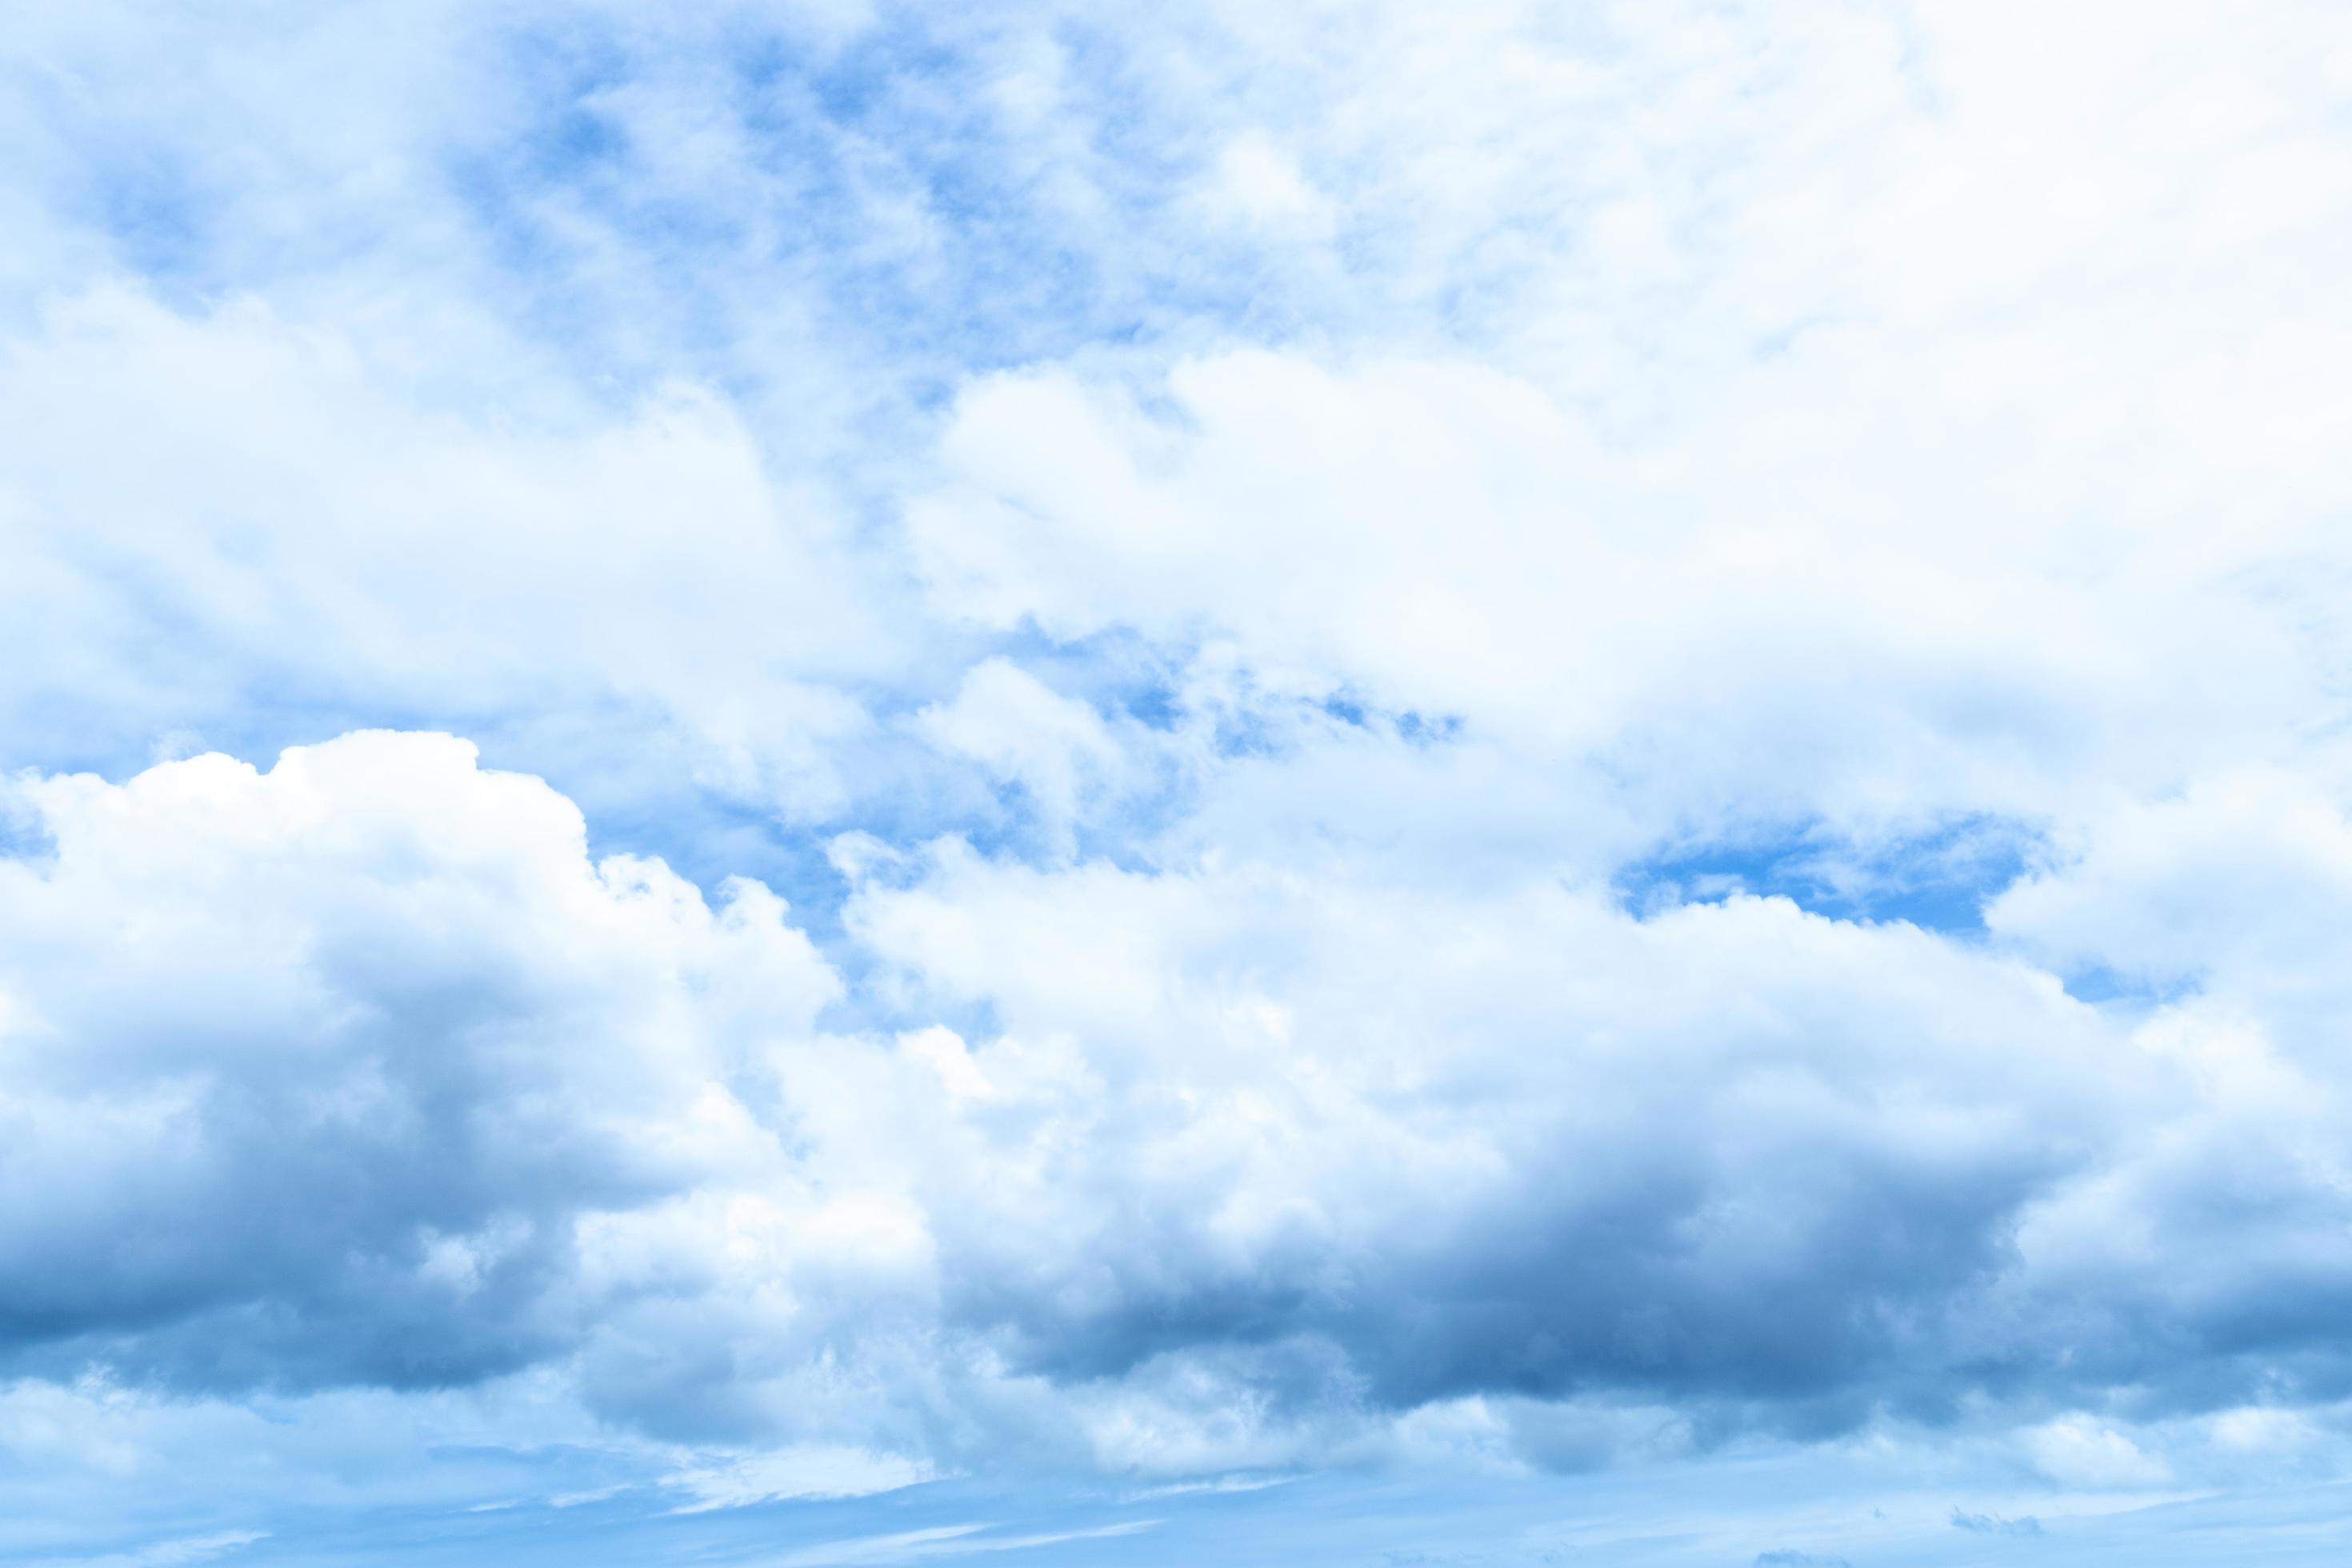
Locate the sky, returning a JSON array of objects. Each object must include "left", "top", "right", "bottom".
[{"left": 3, "top": 2, "right": 2352, "bottom": 1563}]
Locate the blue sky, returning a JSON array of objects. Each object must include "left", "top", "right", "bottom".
[{"left": 5, "top": 2, "right": 2352, "bottom": 1563}]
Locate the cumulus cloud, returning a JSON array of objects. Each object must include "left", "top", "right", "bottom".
[
  {"left": 829, "top": 834, "right": 2352, "bottom": 1462},
  {"left": 1989, "top": 774, "right": 2352, "bottom": 1018},
  {"left": 11, "top": 733, "right": 2344, "bottom": 1487},
  {"left": 0, "top": 732, "right": 836, "bottom": 1391},
  {"left": 909, "top": 342, "right": 2340, "bottom": 854},
  {"left": 6, "top": 0, "right": 2352, "bottom": 1558},
  {"left": 846, "top": 846, "right": 2114, "bottom": 1416}
]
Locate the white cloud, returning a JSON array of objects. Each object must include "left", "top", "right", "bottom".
[
  {"left": 914, "top": 658, "right": 1138, "bottom": 852},
  {"left": 664, "top": 1445, "right": 936, "bottom": 1511},
  {"left": 1189, "top": 133, "right": 1334, "bottom": 238},
  {"left": 26, "top": 1530, "right": 266, "bottom": 1568},
  {"left": 910, "top": 337, "right": 2340, "bottom": 854},
  {"left": 838, "top": 839, "right": 2139, "bottom": 1459},
  {"left": 5, "top": 0, "right": 2352, "bottom": 1552},
  {"left": 18, "top": 730, "right": 2326, "bottom": 1490},
  {"left": 760, "top": 1520, "right": 1158, "bottom": 1568},
  {"left": 0, "top": 731, "right": 837, "bottom": 1390},
  {"left": 2022, "top": 1415, "right": 2171, "bottom": 1490},
  {"left": 2208, "top": 1406, "right": 2317, "bottom": 1455},
  {"left": 0, "top": 289, "right": 902, "bottom": 812},
  {"left": 1989, "top": 772, "right": 2352, "bottom": 1019}
]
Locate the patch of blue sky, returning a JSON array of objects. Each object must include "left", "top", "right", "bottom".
[
  {"left": 1616, "top": 814, "right": 2040, "bottom": 937},
  {"left": 2050, "top": 963, "right": 2198, "bottom": 1009},
  {"left": 1320, "top": 694, "right": 1464, "bottom": 749},
  {"left": 4, "top": 682, "right": 471, "bottom": 787},
  {"left": 430, "top": 14, "right": 1322, "bottom": 413},
  {"left": 11, "top": 66, "right": 212, "bottom": 303},
  {"left": 963, "top": 622, "right": 1453, "bottom": 771},
  {"left": 986, "top": 622, "right": 1186, "bottom": 718},
  {"left": 86, "top": 154, "right": 210, "bottom": 286},
  {"left": 570, "top": 766, "right": 854, "bottom": 922},
  {"left": 0, "top": 788, "right": 54, "bottom": 865},
  {"left": 1115, "top": 678, "right": 1184, "bottom": 732}
]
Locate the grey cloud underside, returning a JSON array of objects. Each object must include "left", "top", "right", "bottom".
[
  {"left": 6, "top": 737, "right": 2349, "bottom": 1466},
  {"left": 4, "top": 0, "right": 2352, "bottom": 1536}
]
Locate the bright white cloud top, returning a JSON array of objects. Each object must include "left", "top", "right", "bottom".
[{"left": 3, "top": 3, "right": 2351, "bottom": 1565}]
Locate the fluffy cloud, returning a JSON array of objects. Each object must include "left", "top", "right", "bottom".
[
  {"left": 838, "top": 834, "right": 2352, "bottom": 1461},
  {"left": 13, "top": 733, "right": 2346, "bottom": 1484},
  {"left": 1990, "top": 773, "right": 2352, "bottom": 1022},
  {"left": 0, "top": 290, "right": 905, "bottom": 811},
  {"left": 909, "top": 340, "right": 2342, "bottom": 855},
  {"left": 0, "top": 732, "right": 835, "bottom": 1391},
  {"left": 6, "top": 0, "right": 2352, "bottom": 1558}
]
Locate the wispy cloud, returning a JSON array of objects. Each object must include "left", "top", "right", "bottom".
[
  {"left": 666, "top": 1447, "right": 939, "bottom": 1513},
  {"left": 759, "top": 1519, "right": 1161, "bottom": 1567},
  {"left": 29, "top": 1532, "right": 267, "bottom": 1568}
]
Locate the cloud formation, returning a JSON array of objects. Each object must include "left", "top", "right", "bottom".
[
  {"left": 0, "top": 734, "right": 835, "bottom": 1392},
  {"left": 4, "top": 0, "right": 2352, "bottom": 1562},
  {"left": 6, "top": 734, "right": 2348, "bottom": 1486}
]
